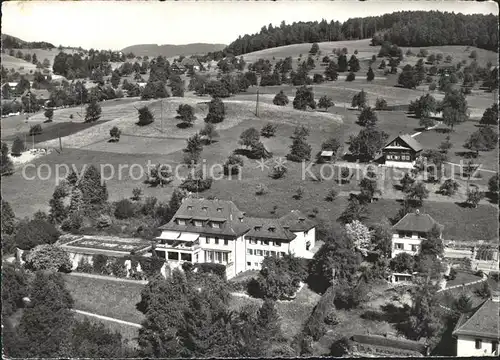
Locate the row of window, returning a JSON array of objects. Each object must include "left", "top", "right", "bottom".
[
  {"left": 205, "top": 237, "right": 229, "bottom": 246},
  {"left": 387, "top": 154, "right": 411, "bottom": 161},
  {"left": 398, "top": 231, "right": 426, "bottom": 238},
  {"left": 177, "top": 219, "right": 222, "bottom": 228},
  {"left": 475, "top": 338, "right": 498, "bottom": 353},
  {"left": 247, "top": 249, "right": 286, "bottom": 257},
  {"left": 394, "top": 243, "right": 419, "bottom": 252},
  {"left": 248, "top": 239, "right": 282, "bottom": 247},
  {"left": 204, "top": 250, "right": 231, "bottom": 264}
]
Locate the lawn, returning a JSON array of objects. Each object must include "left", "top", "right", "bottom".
[
  {"left": 445, "top": 270, "right": 483, "bottom": 288},
  {"left": 62, "top": 274, "right": 145, "bottom": 324}
]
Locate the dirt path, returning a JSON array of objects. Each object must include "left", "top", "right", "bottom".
[{"left": 67, "top": 271, "right": 148, "bottom": 285}]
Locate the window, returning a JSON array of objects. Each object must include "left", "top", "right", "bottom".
[
  {"left": 475, "top": 339, "right": 482, "bottom": 349},
  {"left": 254, "top": 262, "right": 259, "bottom": 267},
  {"left": 247, "top": 262, "right": 251, "bottom": 266},
  {"left": 168, "top": 252, "right": 179, "bottom": 260},
  {"left": 306, "top": 241, "right": 311, "bottom": 251},
  {"left": 205, "top": 251, "right": 213, "bottom": 262},
  {"left": 395, "top": 243, "right": 404, "bottom": 250},
  {"left": 265, "top": 251, "right": 270, "bottom": 256},
  {"left": 205, "top": 238, "right": 210, "bottom": 244},
  {"left": 387, "top": 155, "right": 392, "bottom": 160},
  {"left": 398, "top": 232, "right": 404, "bottom": 238},
  {"left": 411, "top": 245, "right": 418, "bottom": 252},
  {"left": 196, "top": 254, "right": 199, "bottom": 262},
  {"left": 224, "top": 239, "right": 229, "bottom": 246},
  {"left": 247, "top": 249, "right": 253, "bottom": 255},
  {"left": 250, "top": 239, "right": 258, "bottom": 245},
  {"left": 212, "top": 222, "right": 220, "bottom": 228},
  {"left": 274, "top": 241, "right": 281, "bottom": 247},
  {"left": 263, "top": 240, "right": 269, "bottom": 245},
  {"left": 271, "top": 251, "right": 276, "bottom": 257},
  {"left": 280, "top": 252, "right": 286, "bottom": 257},
  {"left": 177, "top": 219, "right": 186, "bottom": 226},
  {"left": 223, "top": 252, "right": 229, "bottom": 263},
  {"left": 187, "top": 206, "right": 193, "bottom": 210},
  {"left": 268, "top": 227, "right": 275, "bottom": 233},
  {"left": 217, "top": 207, "right": 222, "bottom": 212},
  {"left": 418, "top": 232, "right": 426, "bottom": 239},
  {"left": 215, "top": 238, "right": 219, "bottom": 245},
  {"left": 256, "top": 250, "right": 263, "bottom": 256},
  {"left": 194, "top": 220, "right": 203, "bottom": 227},
  {"left": 216, "top": 252, "right": 222, "bottom": 263},
  {"left": 492, "top": 341, "right": 498, "bottom": 354},
  {"left": 202, "top": 206, "right": 208, "bottom": 212},
  {"left": 181, "top": 253, "right": 192, "bottom": 262}
]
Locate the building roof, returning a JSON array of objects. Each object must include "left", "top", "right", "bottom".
[
  {"left": 245, "top": 217, "right": 297, "bottom": 241},
  {"left": 159, "top": 198, "right": 249, "bottom": 237},
  {"left": 392, "top": 210, "right": 442, "bottom": 233},
  {"left": 158, "top": 199, "right": 316, "bottom": 240},
  {"left": 321, "top": 150, "right": 334, "bottom": 157},
  {"left": 278, "top": 210, "right": 316, "bottom": 232},
  {"left": 384, "top": 134, "right": 423, "bottom": 152},
  {"left": 21, "top": 88, "right": 50, "bottom": 100},
  {"left": 453, "top": 298, "right": 499, "bottom": 339},
  {"left": 180, "top": 57, "right": 201, "bottom": 68}
]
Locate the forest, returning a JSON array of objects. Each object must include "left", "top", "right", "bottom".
[{"left": 203, "top": 11, "right": 498, "bottom": 59}]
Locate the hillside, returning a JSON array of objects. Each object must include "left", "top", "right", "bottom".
[
  {"left": 1, "top": 33, "right": 55, "bottom": 49},
  {"left": 121, "top": 43, "right": 226, "bottom": 58}
]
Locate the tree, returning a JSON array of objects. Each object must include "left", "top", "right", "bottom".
[
  {"left": 338, "top": 54, "right": 348, "bottom": 72},
  {"left": 270, "top": 164, "right": 287, "bottom": 179},
  {"left": 439, "top": 179, "right": 460, "bottom": 196},
  {"left": 338, "top": 196, "right": 369, "bottom": 225},
  {"left": 469, "top": 50, "right": 477, "bottom": 59},
  {"left": 147, "top": 164, "right": 173, "bottom": 187},
  {"left": 406, "top": 282, "right": 443, "bottom": 344},
  {"left": 183, "top": 133, "right": 203, "bottom": 164},
  {"left": 308, "top": 235, "right": 362, "bottom": 293},
  {"left": 293, "top": 86, "right": 316, "bottom": 110},
  {"left": 345, "top": 220, "right": 371, "bottom": 250},
  {"left": 440, "top": 89, "right": 468, "bottom": 131},
  {"left": 44, "top": 108, "right": 54, "bottom": 122},
  {"left": 309, "top": 43, "right": 319, "bottom": 55},
  {"left": 359, "top": 176, "right": 381, "bottom": 203},
  {"left": 346, "top": 72, "right": 356, "bottom": 81},
  {"left": 110, "top": 70, "right": 121, "bottom": 88},
  {"left": 398, "top": 65, "right": 418, "bottom": 89},
  {"left": 371, "top": 219, "right": 392, "bottom": 258},
  {"left": 1, "top": 199, "right": 16, "bottom": 236},
  {"left": 239, "top": 127, "right": 260, "bottom": 149},
  {"left": 316, "top": 137, "right": 342, "bottom": 163},
  {"left": 375, "top": 97, "right": 388, "bottom": 110},
  {"left": 141, "top": 80, "right": 169, "bottom": 99},
  {"left": 390, "top": 253, "right": 415, "bottom": 273},
  {"left": 205, "top": 97, "right": 225, "bottom": 123},
  {"left": 324, "top": 61, "right": 339, "bottom": 81},
  {"left": 16, "top": 272, "right": 74, "bottom": 358},
  {"left": 223, "top": 154, "right": 244, "bottom": 176},
  {"left": 439, "top": 135, "right": 452, "bottom": 154},
  {"left": 287, "top": 125, "right": 311, "bottom": 162},
  {"left": 200, "top": 122, "right": 219, "bottom": 144},
  {"left": 480, "top": 103, "right": 498, "bottom": 126},
  {"left": 1, "top": 263, "right": 28, "bottom": 318},
  {"left": 1, "top": 142, "right": 14, "bottom": 175},
  {"left": 351, "top": 89, "right": 367, "bottom": 109},
  {"left": 348, "top": 127, "right": 388, "bottom": 161},
  {"left": 466, "top": 187, "right": 484, "bottom": 208},
  {"left": 11, "top": 137, "right": 25, "bottom": 156},
  {"left": 487, "top": 173, "right": 499, "bottom": 202},
  {"left": 77, "top": 164, "right": 109, "bottom": 213},
  {"left": 357, "top": 107, "right": 378, "bottom": 127},
  {"left": 399, "top": 172, "right": 415, "bottom": 193},
  {"left": 464, "top": 127, "right": 498, "bottom": 157},
  {"left": 205, "top": 80, "right": 230, "bottom": 97},
  {"left": 273, "top": 90, "right": 289, "bottom": 106},
  {"left": 318, "top": 95, "right": 334, "bottom": 111},
  {"left": 109, "top": 126, "right": 121, "bottom": 142},
  {"left": 410, "top": 94, "right": 436, "bottom": 119},
  {"left": 84, "top": 100, "right": 102, "bottom": 123},
  {"left": 406, "top": 182, "right": 429, "bottom": 206},
  {"left": 176, "top": 104, "right": 196, "bottom": 126},
  {"left": 366, "top": 67, "right": 375, "bottom": 81},
  {"left": 420, "top": 224, "right": 444, "bottom": 258},
  {"left": 313, "top": 73, "right": 324, "bottom": 84},
  {"left": 49, "top": 183, "right": 69, "bottom": 224},
  {"left": 137, "top": 106, "right": 154, "bottom": 126},
  {"left": 419, "top": 117, "right": 435, "bottom": 129},
  {"left": 261, "top": 123, "right": 277, "bottom": 138},
  {"left": 25, "top": 244, "right": 72, "bottom": 272},
  {"left": 378, "top": 59, "right": 386, "bottom": 69}
]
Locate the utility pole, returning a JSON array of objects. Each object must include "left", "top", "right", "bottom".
[
  {"left": 255, "top": 76, "right": 260, "bottom": 117},
  {"left": 161, "top": 99, "right": 164, "bottom": 133}
]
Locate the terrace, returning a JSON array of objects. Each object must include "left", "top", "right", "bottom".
[{"left": 60, "top": 235, "right": 152, "bottom": 257}]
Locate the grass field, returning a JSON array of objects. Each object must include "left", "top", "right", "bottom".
[
  {"left": 445, "top": 271, "right": 482, "bottom": 288},
  {"left": 63, "top": 274, "right": 146, "bottom": 324},
  {"left": 1, "top": 48, "right": 80, "bottom": 75}
]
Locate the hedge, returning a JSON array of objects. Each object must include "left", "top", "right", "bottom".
[{"left": 194, "top": 263, "right": 226, "bottom": 280}]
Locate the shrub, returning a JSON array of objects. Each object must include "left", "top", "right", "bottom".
[
  {"left": 324, "top": 311, "right": 339, "bottom": 325},
  {"left": 429, "top": 82, "right": 437, "bottom": 91},
  {"left": 14, "top": 219, "right": 60, "bottom": 250},
  {"left": 195, "top": 262, "right": 226, "bottom": 280},
  {"left": 114, "top": 199, "right": 136, "bottom": 219},
  {"left": 176, "top": 104, "right": 195, "bottom": 125},
  {"left": 11, "top": 137, "right": 25, "bottom": 156},
  {"left": 136, "top": 106, "right": 154, "bottom": 126},
  {"left": 261, "top": 123, "right": 277, "bottom": 138},
  {"left": 223, "top": 154, "right": 244, "bottom": 176},
  {"left": 76, "top": 258, "right": 93, "bottom": 273},
  {"left": 61, "top": 212, "right": 83, "bottom": 233},
  {"left": 448, "top": 267, "right": 457, "bottom": 280},
  {"left": 93, "top": 254, "right": 109, "bottom": 275},
  {"left": 96, "top": 214, "right": 112, "bottom": 229},
  {"left": 131, "top": 187, "right": 142, "bottom": 201},
  {"left": 205, "top": 97, "right": 225, "bottom": 123},
  {"left": 375, "top": 98, "right": 388, "bottom": 110},
  {"left": 474, "top": 281, "right": 491, "bottom": 299},
  {"left": 346, "top": 72, "right": 355, "bottom": 81},
  {"left": 361, "top": 310, "right": 385, "bottom": 322},
  {"left": 29, "top": 124, "right": 42, "bottom": 136},
  {"left": 273, "top": 90, "right": 289, "bottom": 106},
  {"left": 255, "top": 183, "right": 268, "bottom": 195},
  {"left": 325, "top": 188, "right": 338, "bottom": 202},
  {"left": 109, "top": 126, "right": 121, "bottom": 141},
  {"left": 25, "top": 244, "right": 72, "bottom": 273}
]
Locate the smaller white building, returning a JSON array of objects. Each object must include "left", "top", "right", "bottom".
[{"left": 453, "top": 293, "right": 499, "bottom": 357}]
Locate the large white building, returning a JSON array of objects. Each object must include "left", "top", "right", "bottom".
[
  {"left": 453, "top": 294, "right": 499, "bottom": 357},
  {"left": 154, "top": 198, "right": 316, "bottom": 279}
]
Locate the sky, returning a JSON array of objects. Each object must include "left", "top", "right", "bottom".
[{"left": 2, "top": 1, "right": 498, "bottom": 51}]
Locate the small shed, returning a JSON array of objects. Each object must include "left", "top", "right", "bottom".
[{"left": 320, "top": 150, "right": 334, "bottom": 162}]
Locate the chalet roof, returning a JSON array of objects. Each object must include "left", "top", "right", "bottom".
[
  {"left": 278, "top": 210, "right": 316, "bottom": 232},
  {"left": 392, "top": 211, "right": 442, "bottom": 233},
  {"left": 384, "top": 134, "right": 423, "bottom": 152},
  {"left": 245, "top": 217, "right": 297, "bottom": 241},
  {"left": 180, "top": 57, "right": 201, "bottom": 68},
  {"left": 159, "top": 198, "right": 249, "bottom": 237},
  {"left": 453, "top": 298, "right": 499, "bottom": 339}
]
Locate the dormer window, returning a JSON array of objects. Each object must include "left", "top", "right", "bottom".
[
  {"left": 298, "top": 218, "right": 305, "bottom": 223},
  {"left": 194, "top": 220, "right": 203, "bottom": 227},
  {"left": 177, "top": 219, "right": 186, "bottom": 226},
  {"left": 211, "top": 222, "right": 220, "bottom": 228},
  {"left": 268, "top": 227, "right": 275, "bottom": 233},
  {"left": 187, "top": 206, "right": 193, "bottom": 210},
  {"left": 202, "top": 206, "right": 208, "bottom": 212},
  {"left": 254, "top": 226, "right": 262, "bottom": 231},
  {"left": 216, "top": 207, "right": 222, "bottom": 212}
]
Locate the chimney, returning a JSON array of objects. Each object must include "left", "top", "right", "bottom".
[{"left": 415, "top": 209, "right": 420, "bottom": 215}]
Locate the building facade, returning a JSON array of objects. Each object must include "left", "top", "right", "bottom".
[
  {"left": 154, "top": 198, "right": 316, "bottom": 279},
  {"left": 453, "top": 295, "right": 499, "bottom": 357},
  {"left": 383, "top": 134, "right": 423, "bottom": 169}
]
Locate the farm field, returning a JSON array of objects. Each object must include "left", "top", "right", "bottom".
[{"left": 1, "top": 48, "right": 80, "bottom": 75}]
